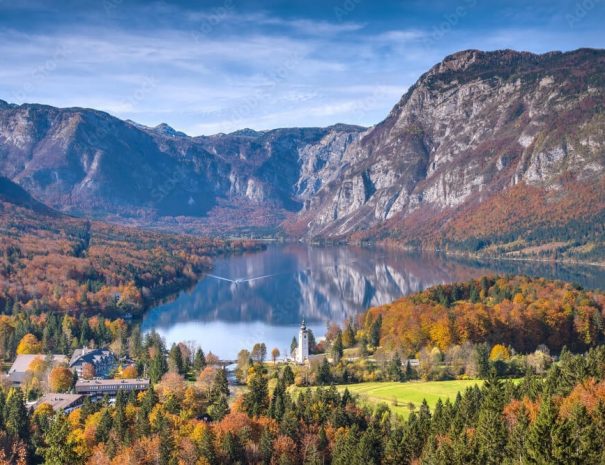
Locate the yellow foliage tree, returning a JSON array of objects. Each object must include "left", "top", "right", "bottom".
[
  {"left": 16, "top": 333, "right": 42, "bottom": 354},
  {"left": 489, "top": 344, "right": 511, "bottom": 361},
  {"left": 118, "top": 364, "right": 138, "bottom": 379}
]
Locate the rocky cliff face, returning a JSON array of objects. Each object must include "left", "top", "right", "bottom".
[
  {"left": 302, "top": 49, "right": 605, "bottom": 242},
  {"left": 0, "top": 101, "right": 362, "bottom": 232},
  {"left": 1, "top": 48, "right": 604, "bottom": 253}
]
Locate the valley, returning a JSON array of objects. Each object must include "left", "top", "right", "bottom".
[{"left": 1, "top": 48, "right": 603, "bottom": 264}]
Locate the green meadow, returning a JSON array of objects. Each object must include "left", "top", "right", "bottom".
[{"left": 334, "top": 380, "right": 484, "bottom": 417}]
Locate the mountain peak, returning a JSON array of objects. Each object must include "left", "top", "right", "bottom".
[
  {"left": 124, "top": 119, "right": 187, "bottom": 137},
  {"left": 153, "top": 123, "right": 187, "bottom": 137},
  {"left": 228, "top": 128, "right": 265, "bottom": 137}
]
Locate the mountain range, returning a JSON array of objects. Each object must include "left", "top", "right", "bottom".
[{"left": 1, "top": 48, "right": 604, "bottom": 261}]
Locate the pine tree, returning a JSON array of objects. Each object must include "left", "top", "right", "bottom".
[
  {"left": 79, "top": 317, "right": 91, "bottom": 347},
  {"left": 370, "top": 314, "right": 382, "bottom": 347},
  {"left": 525, "top": 397, "right": 557, "bottom": 464},
  {"left": 207, "top": 394, "right": 230, "bottom": 421},
  {"left": 5, "top": 388, "right": 29, "bottom": 441},
  {"left": 141, "top": 384, "right": 158, "bottom": 414},
  {"left": 0, "top": 389, "right": 5, "bottom": 430},
  {"left": 282, "top": 365, "right": 295, "bottom": 386},
  {"left": 507, "top": 404, "right": 530, "bottom": 464},
  {"left": 318, "top": 358, "right": 332, "bottom": 385},
  {"left": 383, "top": 426, "right": 412, "bottom": 465},
  {"left": 158, "top": 413, "right": 173, "bottom": 465},
  {"left": 113, "top": 390, "right": 128, "bottom": 444},
  {"left": 149, "top": 347, "right": 167, "bottom": 383},
  {"left": 388, "top": 353, "right": 402, "bottom": 381},
  {"left": 553, "top": 404, "right": 601, "bottom": 464},
  {"left": 269, "top": 378, "right": 287, "bottom": 421},
  {"left": 134, "top": 408, "right": 151, "bottom": 438},
  {"left": 259, "top": 429, "right": 273, "bottom": 465},
  {"left": 211, "top": 367, "right": 230, "bottom": 401},
  {"left": 331, "top": 331, "right": 344, "bottom": 362},
  {"left": 474, "top": 343, "right": 490, "bottom": 379},
  {"left": 41, "top": 413, "right": 81, "bottom": 465},
  {"left": 95, "top": 409, "right": 113, "bottom": 443},
  {"left": 332, "top": 425, "right": 358, "bottom": 465},
  {"left": 343, "top": 321, "right": 356, "bottom": 348},
  {"left": 222, "top": 432, "right": 245, "bottom": 465},
  {"left": 128, "top": 325, "right": 143, "bottom": 359},
  {"left": 80, "top": 396, "right": 94, "bottom": 424},
  {"left": 168, "top": 343, "right": 184, "bottom": 374},
  {"left": 474, "top": 378, "right": 507, "bottom": 465},
  {"left": 242, "top": 366, "right": 269, "bottom": 416},
  {"left": 318, "top": 426, "right": 329, "bottom": 462},
  {"left": 193, "top": 348, "right": 207, "bottom": 371},
  {"left": 356, "top": 425, "right": 383, "bottom": 465},
  {"left": 198, "top": 426, "right": 217, "bottom": 465}
]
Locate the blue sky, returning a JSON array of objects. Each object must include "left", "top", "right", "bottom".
[{"left": 1, "top": 0, "right": 604, "bottom": 135}]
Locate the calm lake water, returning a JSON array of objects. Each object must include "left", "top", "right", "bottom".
[{"left": 141, "top": 244, "right": 605, "bottom": 359}]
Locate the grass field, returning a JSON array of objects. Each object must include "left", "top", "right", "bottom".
[{"left": 335, "top": 380, "right": 483, "bottom": 417}]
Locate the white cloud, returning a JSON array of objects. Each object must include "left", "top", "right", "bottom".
[{"left": 1, "top": 3, "right": 604, "bottom": 137}]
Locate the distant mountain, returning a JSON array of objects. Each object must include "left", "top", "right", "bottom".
[
  {"left": 0, "top": 101, "right": 363, "bottom": 233},
  {"left": 1, "top": 48, "right": 604, "bottom": 260}
]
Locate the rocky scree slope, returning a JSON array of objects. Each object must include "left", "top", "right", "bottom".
[{"left": 293, "top": 48, "right": 605, "bottom": 260}]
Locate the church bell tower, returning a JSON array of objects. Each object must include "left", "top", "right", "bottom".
[{"left": 297, "top": 320, "right": 309, "bottom": 363}]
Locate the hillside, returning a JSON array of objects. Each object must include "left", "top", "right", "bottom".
[
  {"left": 0, "top": 101, "right": 363, "bottom": 235},
  {"left": 0, "top": 177, "right": 261, "bottom": 315},
  {"left": 297, "top": 49, "right": 605, "bottom": 261},
  {"left": 1, "top": 49, "right": 604, "bottom": 260},
  {"left": 363, "top": 275, "right": 605, "bottom": 355}
]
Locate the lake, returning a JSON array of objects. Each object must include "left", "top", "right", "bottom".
[{"left": 141, "top": 244, "right": 605, "bottom": 359}]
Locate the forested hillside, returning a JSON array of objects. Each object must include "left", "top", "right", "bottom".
[
  {"left": 364, "top": 275, "right": 605, "bottom": 354},
  {"left": 1, "top": 325, "right": 605, "bottom": 464},
  {"left": 0, "top": 177, "right": 262, "bottom": 316}
]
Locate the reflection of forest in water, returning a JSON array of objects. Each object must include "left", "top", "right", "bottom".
[{"left": 142, "top": 244, "right": 605, "bottom": 331}]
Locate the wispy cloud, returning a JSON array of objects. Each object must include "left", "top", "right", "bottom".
[{"left": 0, "top": 1, "right": 603, "bottom": 135}]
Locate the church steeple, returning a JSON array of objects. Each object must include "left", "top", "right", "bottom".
[{"left": 296, "top": 319, "right": 309, "bottom": 363}]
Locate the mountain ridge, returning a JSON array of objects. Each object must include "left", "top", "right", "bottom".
[
  {"left": 1, "top": 48, "right": 604, "bottom": 260},
  {"left": 291, "top": 47, "right": 605, "bottom": 262}
]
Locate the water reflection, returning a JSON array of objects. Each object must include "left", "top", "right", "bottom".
[{"left": 141, "top": 244, "right": 604, "bottom": 358}]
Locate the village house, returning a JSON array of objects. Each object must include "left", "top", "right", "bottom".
[
  {"left": 69, "top": 347, "right": 117, "bottom": 378},
  {"left": 75, "top": 378, "right": 150, "bottom": 396},
  {"left": 33, "top": 393, "right": 84, "bottom": 413},
  {"left": 7, "top": 354, "right": 69, "bottom": 387}
]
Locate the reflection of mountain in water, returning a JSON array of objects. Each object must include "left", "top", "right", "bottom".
[{"left": 142, "top": 244, "right": 604, "bottom": 332}]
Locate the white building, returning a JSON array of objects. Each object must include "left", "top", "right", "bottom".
[
  {"left": 7, "top": 354, "right": 69, "bottom": 387},
  {"left": 296, "top": 320, "right": 309, "bottom": 363}
]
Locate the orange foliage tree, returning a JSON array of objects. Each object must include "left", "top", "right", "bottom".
[{"left": 48, "top": 366, "right": 74, "bottom": 392}]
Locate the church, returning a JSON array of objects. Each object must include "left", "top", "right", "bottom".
[{"left": 296, "top": 320, "right": 309, "bottom": 364}]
